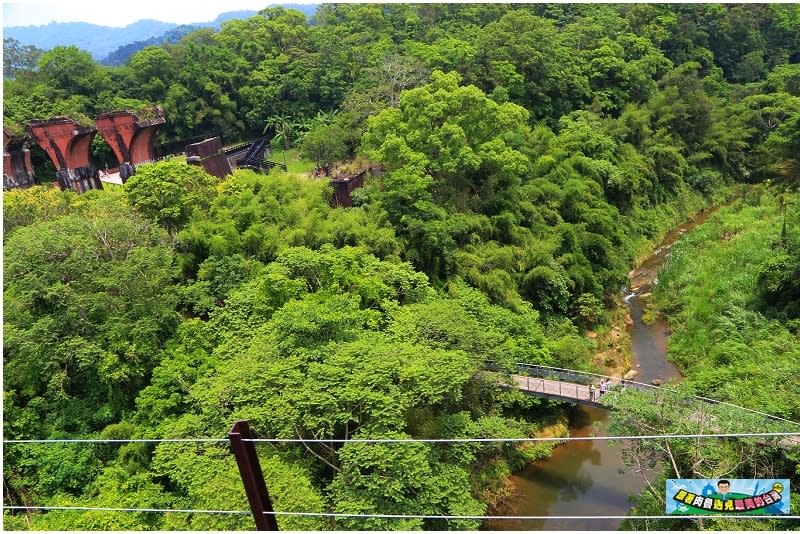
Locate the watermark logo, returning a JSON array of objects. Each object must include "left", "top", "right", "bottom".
[{"left": 666, "top": 479, "right": 790, "bottom": 515}]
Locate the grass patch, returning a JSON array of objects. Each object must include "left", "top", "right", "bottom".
[
  {"left": 641, "top": 303, "right": 660, "bottom": 325},
  {"left": 652, "top": 189, "right": 800, "bottom": 418},
  {"left": 268, "top": 148, "right": 315, "bottom": 176},
  {"left": 101, "top": 182, "right": 124, "bottom": 192}
]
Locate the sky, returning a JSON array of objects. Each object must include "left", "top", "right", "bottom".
[{"left": 2, "top": 0, "right": 315, "bottom": 27}]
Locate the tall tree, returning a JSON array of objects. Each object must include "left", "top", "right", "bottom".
[
  {"left": 124, "top": 160, "right": 219, "bottom": 234},
  {"left": 4, "top": 195, "right": 180, "bottom": 440},
  {"left": 38, "top": 45, "right": 111, "bottom": 99},
  {"left": 3, "top": 37, "right": 43, "bottom": 79}
]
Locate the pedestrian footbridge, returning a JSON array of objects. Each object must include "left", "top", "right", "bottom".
[
  {"left": 507, "top": 364, "right": 645, "bottom": 408},
  {"left": 501, "top": 363, "right": 800, "bottom": 446}
]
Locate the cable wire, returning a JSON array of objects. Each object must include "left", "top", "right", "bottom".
[
  {"left": 3, "top": 506, "right": 797, "bottom": 521},
  {"left": 243, "top": 431, "right": 800, "bottom": 443},
  {"left": 263, "top": 511, "right": 798, "bottom": 520},
  {"left": 4, "top": 432, "right": 799, "bottom": 445},
  {"left": 2, "top": 505, "right": 248, "bottom": 515},
  {"left": 3, "top": 438, "right": 227, "bottom": 444}
]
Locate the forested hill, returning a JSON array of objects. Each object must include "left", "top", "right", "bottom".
[
  {"left": 4, "top": 19, "right": 181, "bottom": 60},
  {"left": 3, "top": 4, "right": 800, "bottom": 531},
  {"left": 99, "top": 25, "right": 205, "bottom": 66},
  {"left": 3, "top": 5, "right": 318, "bottom": 60}
]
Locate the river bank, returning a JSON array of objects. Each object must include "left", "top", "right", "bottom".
[
  {"left": 486, "top": 197, "right": 731, "bottom": 530},
  {"left": 593, "top": 188, "right": 742, "bottom": 384}
]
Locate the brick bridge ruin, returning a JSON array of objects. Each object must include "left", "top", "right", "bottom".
[
  {"left": 5, "top": 107, "right": 167, "bottom": 193},
  {"left": 95, "top": 108, "right": 166, "bottom": 182},
  {"left": 6, "top": 109, "right": 368, "bottom": 207},
  {"left": 3, "top": 129, "right": 38, "bottom": 189},
  {"left": 27, "top": 118, "right": 103, "bottom": 192}
]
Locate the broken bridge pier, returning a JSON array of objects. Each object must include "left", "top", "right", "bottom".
[
  {"left": 95, "top": 108, "right": 166, "bottom": 183},
  {"left": 27, "top": 118, "right": 102, "bottom": 193},
  {"left": 3, "top": 128, "right": 38, "bottom": 190}
]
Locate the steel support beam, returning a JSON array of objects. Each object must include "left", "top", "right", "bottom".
[{"left": 228, "top": 420, "right": 279, "bottom": 531}]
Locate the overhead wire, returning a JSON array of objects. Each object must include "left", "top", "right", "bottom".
[
  {"left": 5, "top": 365, "right": 797, "bottom": 446},
  {"left": 241, "top": 431, "right": 800, "bottom": 443},
  {"left": 4, "top": 431, "right": 799, "bottom": 445},
  {"left": 2, "top": 505, "right": 248, "bottom": 515},
  {"left": 2, "top": 506, "right": 797, "bottom": 521},
  {"left": 5, "top": 430, "right": 796, "bottom": 522},
  {"left": 4, "top": 365, "right": 797, "bottom": 522},
  {"left": 3, "top": 438, "right": 227, "bottom": 444}
]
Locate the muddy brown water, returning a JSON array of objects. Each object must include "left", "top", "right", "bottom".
[
  {"left": 625, "top": 207, "right": 717, "bottom": 385},
  {"left": 483, "top": 405, "right": 646, "bottom": 531},
  {"left": 486, "top": 210, "right": 716, "bottom": 530}
]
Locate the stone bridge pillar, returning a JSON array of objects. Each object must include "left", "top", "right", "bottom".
[
  {"left": 27, "top": 118, "right": 102, "bottom": 193},
  {"left": 186, "top": 136, "right": 231, "bottom": 178},
  {"left": 331, "top": 170, "right": 367, "bottom": 207},
  {"left": 3, "top": 128, "right": 38, "bottom": 190},
  {"left": 95, "top": 107, "right": 166, "bottom": 183}
]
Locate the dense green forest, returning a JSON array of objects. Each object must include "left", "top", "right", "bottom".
[{"left": 4, "top": 4, "right": 800, "bottom": 530}]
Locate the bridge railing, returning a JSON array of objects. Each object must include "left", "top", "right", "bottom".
[
  {"left": 512, "top": 363, "right": 657, "bottom": 393},
  {"left": 504, "top": 363, "right": 800, "bottom": 428},
  {"left": 509, "top": 371, "right": 606, "bottom": 404},
  {"left": 224, "top": 141, "right": 254, "bottom": 156}
]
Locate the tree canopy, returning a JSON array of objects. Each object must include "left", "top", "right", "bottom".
[{"left": 4, "top": 4, "right": 800, "bottom": 531}]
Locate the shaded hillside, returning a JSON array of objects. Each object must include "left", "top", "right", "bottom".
[
  {"left": 100, "top": 25, "right": 201, "bottom": 66},
  {"left": 4, "top": 5, "right": 318, "bottom": 60},
  {"left": 99, "top": 10, "right": 276, "bottom": 65},
  {"left": 3, "top": 19, "right": 178, "bottom": 60}
]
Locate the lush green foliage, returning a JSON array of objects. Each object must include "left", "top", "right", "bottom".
[
  {"left": 654, "top": 191, "right": 800, "bottom": 419},
  {"left": 602, "top": 190, "right": 800, "bottom": 530},
  {"left": 4, "top": 4, "right": 800, "bottom": 531},
  {"left": 604, "top": 385, "right": 799, "bottom": 531},
  {"left": 4, "top": 193, "right": 180, "bottom": 439},
  {"left": 3, "top": 37, "right": 43, "bottom": 79},
  {"left": 2, "top": 171, "right": 560, "bottom": 530},
  {"left": 125, "top": 159, "right": 219, "bottom": 234}
]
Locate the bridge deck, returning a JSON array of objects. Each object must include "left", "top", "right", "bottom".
[
  {"left": 511, "top": 374, "right": 610, "bottom": 408},
  {"left": 509, "top": 372, "right": 800, "bottom": 448}
]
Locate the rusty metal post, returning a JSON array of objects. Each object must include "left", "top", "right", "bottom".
[{"left": 228, "top": 420, "right": 279, "bottom": 531}]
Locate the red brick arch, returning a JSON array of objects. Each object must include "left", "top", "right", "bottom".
[
  {"left": 27, "top": 118, "right": 96, "bottom": 171},
  {"left": 95, "top": 108, "right": 165, "bottom": 166}
]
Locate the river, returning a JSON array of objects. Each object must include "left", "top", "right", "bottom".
[
  {"left": 624, "top": 207, "right": 717, "bottom": 385},
  {"left": 486, "top": 210, "right": 716, "bottom": 530},
  {"left": 483, "top": 405, "right": 647, "bottom": 530}
]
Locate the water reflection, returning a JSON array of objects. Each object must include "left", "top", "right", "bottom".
[{"left": 485, "top": 406, "right": 646, "bottom": 531}]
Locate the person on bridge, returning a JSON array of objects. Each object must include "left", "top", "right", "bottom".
[
  {"left": 599, "top": 379, "right": 607, "bottom": 396},
  {"left": 589, "top": 383, "right": 596, "bottom": 401}
]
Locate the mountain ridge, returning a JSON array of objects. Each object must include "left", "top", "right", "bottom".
[
  {"left": 3, "top": 4, "right": 319, "bottom": 60},
  {"left": 4, "top": 20, "right": 180, "bottom": 59}
]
